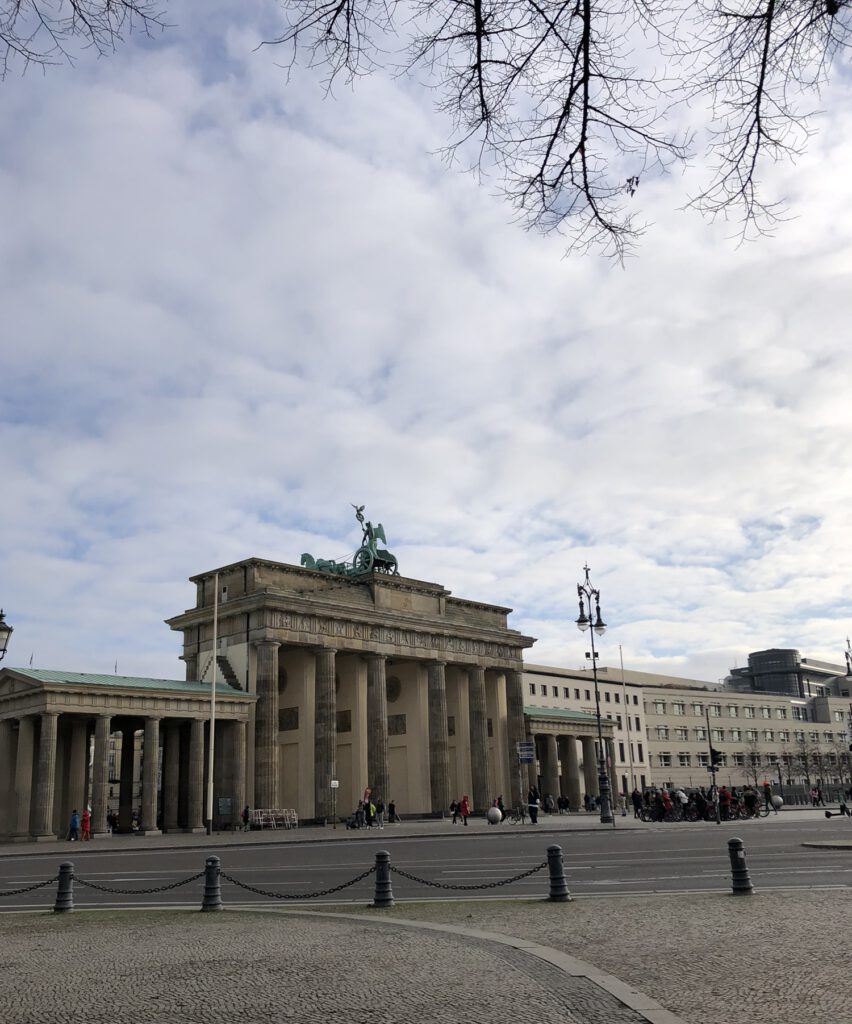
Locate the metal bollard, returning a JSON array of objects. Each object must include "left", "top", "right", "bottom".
[
  {"left": 201, "top": 855, "right": 223, "bottom": 912},
  {"left": 371, "top": 850, "right": 394, "bottom": 908},
  {"left": 53, "top": 862, "right": 74, "bottom": 913},
  {"left": 546, "top": 845, "right": 571, "bottom": 902},
  {"left": 728, "top": 837, "right": 753, "bottom": 896}
]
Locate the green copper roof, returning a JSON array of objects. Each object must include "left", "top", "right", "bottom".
[
  {"left": 524, "top": 706, "right": 602, "bottom": 723},
  {"left": 7, "top": 669, "right": 252, "bottom": 697}
]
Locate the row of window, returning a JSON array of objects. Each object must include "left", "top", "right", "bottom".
[
  {"left": 528, "top": 682, "right": 639, "bottom": 706},
  {"left": 648, "top": 699, "right": 815, "bottom": 721},
  {"left": 656, "top": 750, "right": 849, "bottom": 768},
  {"left": 653, "top": 726, "right": 840, "bottom": 744}
]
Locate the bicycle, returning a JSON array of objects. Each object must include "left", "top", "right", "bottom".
[{"left": 507, "top": 805, "right": 527, "bottom": 824}]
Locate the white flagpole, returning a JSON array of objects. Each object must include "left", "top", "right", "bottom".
[
  {"left": 619, "top": 645, "right": 636, "bottom": 792},
  {"left": 206, "top": 572, "right": 218, "bottom": 835}
]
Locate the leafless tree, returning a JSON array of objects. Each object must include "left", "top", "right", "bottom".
[
  {"left": 2, "top": 1, "right": 850, "bottom": 258},
  {"left": 742, "top": 738, "right": 765, "bottom": 785}
]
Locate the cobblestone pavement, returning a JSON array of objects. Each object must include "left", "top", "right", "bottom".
[
  {"left": 345, "top": 888, "right": 852, "bottom": 1024},
  {"left": 0, "top": 910, "right": 652, "bottom": 1024}
]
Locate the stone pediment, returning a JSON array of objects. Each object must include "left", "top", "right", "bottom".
[{"left": 0, "top": 672, "right": 42, "bottom": 699}]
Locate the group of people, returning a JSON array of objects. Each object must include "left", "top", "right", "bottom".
[
  {"left": 67, "top": 808, "right": 91, "bottom": 841},
  {"left": 449, "top": 796, "right": 471, "bottom": 824},
  {"left": 631, "top": 781, "right": 779, "bottom": 822},
  {"left": 346, "top": 797, "right": 400, "bottom": 829}
]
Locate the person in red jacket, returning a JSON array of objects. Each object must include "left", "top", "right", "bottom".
[{"left": 459, "top": 795, "right": 471, "bottom": 826}]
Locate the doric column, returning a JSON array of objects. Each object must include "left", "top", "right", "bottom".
[
  {"left": 162, "top": 721, "right": 181, "bottom": 831},
  {"left": 427, "top": 661, "right": 451, "bottom": 814},
  {"left": 232, "top": 720, "right": 247, "bottom": 825},
  {"left": 528, "top": 734, "right": 540, "bottom": 791},
  {"left": 314, "top": 647, "right": 337, "bottom": 820},
  {"left": 254, "top": 640, "right": 280, "bottom": 809},
  {"left": 0, "top": 719, "right": 14, "bottom": 835},
  {"left": 505, "top": 668, "right": 525, "bottom": 808},
  {"left": 32, "top": 712, "right": 60, "bottom": 839},
  {"left": 467, "top": 666, "right": 491, "bottom": 812},
  {"left": 581, "top": 736, "right": 599, "bottom": 799},
  {"left": 140, "top": 717, "right": 161, "bottom": 833},
  {"left": 366, "top": 655, "right": 389, "bottom": 806},
  {"left": 541, "top": 733, "right": 560, "bottom": 804},
  {"left": 90, "top": 715, "right": 112, "bottom": 834},
  {"left": 186, "top": 718, "right": 205, "bottom": 832},
  {"left": 559, "top": 735, "right": 582, "bottom": 810},
  {"left": 67, "top": 719, "right": 88, "bottom": 821},
  {"left": 12, "top": 716, "right": 35, "bottom": 838}
]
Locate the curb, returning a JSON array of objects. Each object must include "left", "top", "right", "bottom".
[
  {"left": 283, "top": 908, "right": 688, "bottom": 1024},
  {"left": 801, "top": 841, "right": 852, "bottom": 850}
]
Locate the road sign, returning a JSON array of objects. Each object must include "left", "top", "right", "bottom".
[
  {"left": 330, "top": 780, "right": 339, "bottom": 789},
  {"left": 516, "top": 741, "right": 535, "bottom": 764}
]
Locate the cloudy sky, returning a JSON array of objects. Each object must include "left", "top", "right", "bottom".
[{"left": 2, "top": 1, "right": 851, "bottom": 684}]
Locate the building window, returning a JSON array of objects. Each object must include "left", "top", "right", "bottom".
[
  {"left": 637, "top": 743, "right": 644, "bottom": 760},
  {"left": 834, "top": 711, "right": 844, "bottom": 722},
  {"left": 336, "top": 710, "right": 352, "bottom": 734},
  {"left": 675, "top": 727, "right": 688, "bottom": 741},
  {"left": 605, "top": 692, "right": 611, "bottom": 703},
  {"left": 775, "top": 708, "right": 787, "bottom": 719},
  {"left": 694, "top": 727, "right": 707, "bottom": 741},
  {"left": 727, "top": 706, "right": 739, "bottom": 718},
  {"left": 678, "top": 752, "right": 691, "bottom": 767},
  {"left": 810, "top": 733, "right": 820, "bottom": 744},
  {"left": 618, "top": 742, "right": 625, "bottom": 760},
  {"left": 658, "top": 753, "right": 672, "bottom": 768},
  {"left": 529, "top": 683, "right": 536, "bottom": 695},
  {"left": 697, "top": 753, "right": 709, "bottom": 767},
  {"left": 585, "top": 690, "right": 591, "bottom": 701},
  {"left": 487, "top": 718, "right": 494, "bottom": 737},
  {"left": 552, "top": 686, "right": 559, "bottom": 697},
  {"left": 656, "top": 726, "right": 669, "bottom": 740},
  {"left": 794, "top": 730, "right": 805, "bottom": 742},
  {"left": 633, "top": 694, "right": 639, "bottom": 705},
  {"left": 575, "top": 688, "right": 581, "bottom": 699},
  {"left": 733, "top": 753, "right": 745, "bottom": 767},
  {"left": 712, "top": 728, "right": 724, "bottom": 742},
  {"left": 447, "top": 716, "right": 455, "bottom": 737},
  {"left": 746, "top": 729, "right": 758, "bottom": 741},
  {"left": 824, "top": 732, "right": 833, "bottom": 743},
  {"left": 743, "top": 706, "right": 755, "bottom": 718},
  {"left": 615, "top": 693, "right": 621, "bottom": 704},
  {"left": 760, "top": 706, "right": 771, "bottom": 719},
  {"left": 616, "top": 715, "right": 623, "bottom": 728},
  {"left": 708, "top": 704, "right": 721, "bottom": 717},
  {"left": 793, "top": 706, "right": 807, "bottom": 721},
  {"left": 279, "top": 707, "right": 299, "bottom": 731},
  {"left": 691, "top": 702, "right": 703, "bottom": 716},
  {"left": 778, "top": 731, "right": 789, "bottom": 742},
  {"left": 388, "top": 714, "right": 407, "bottom": 736},
  {"left": 653, "top": 700, "right": 667, "bottom": 714},
  {"left": 563, "top": 687, "right": 570, "bottom": 699},
  {"left": 730, "top": 728, "right": 741, "bottom": 742},
  {"left": 672, "top": 702, "right": 685, "bottom": 716},
  {"left": 767, "top": 753, "right": 779, "bottom": 765},
  {"left": 763, "top": 730, "right": 774, "bottom": 742}
]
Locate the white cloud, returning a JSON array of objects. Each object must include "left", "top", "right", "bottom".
[{"left": 1, "top": 3, "right": 852, "bottom": 682}]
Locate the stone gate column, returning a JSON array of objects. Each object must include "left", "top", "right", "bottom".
[
  {"left": 12, "top": 716, "right": 35, "bottom": 839},
  {"left": 254, "top": 640, "right": 280, "bottom": 810},
  {"left": 0, "top": 719, "right": 14, "bottom": 835},
  {"left": 427, "top": 661, "right": 451, "bottom": 814},
  {"left": 161, "top": 722, "right": 181, "bottom": 831},
  {"left": 581, "top": 735, "right": 599, "bottom": 801},
  {"left": 505, "top": 668, "right": 525, "bottom": 808},
  {"left": 186, "top": 718, "right": 205, "bottom": 832},
  {"left": 118, "top": 727, "right": 137, "bottom": 831},
  {"left": 559, "top": 735, "right": 582, "bottom": 811},
  {"left": 467, "top": 666, "right": 491, "bottom": 813},
  {"left": 67, "top": 718, "right": 88, "bottom": 819},
  {"left": 231, "top": 720, "right": 247, "bottom": 826},
  {"left": 91, "top": 715, "right": 111, "bottom": 834},
  {"left": 541, "top": 733, "right": 560, "bottom": 805},
  {"left": 314, "top": 647, "right": 337, "bottom": 820},
  {"left": 32, "top": 712, "right": 59, "bottom": 840},
  {"left": 140, "top": 717, "right": 161, "bottom": 834},
  {"left": 366, "top": 655, "right": 389, "bottom": 806}
]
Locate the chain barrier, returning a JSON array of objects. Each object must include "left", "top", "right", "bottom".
[
  {"left": 220, "top": 865, "right": 376, "bottom": 901},
  {"left": 0, "top": 876, "right": 59, "bottom": 898},
  {"left": 391, "top": 860, "right": 547, "bottom": 891},
  {"left": 73, "top": 871, "right": 205, "bottom": 895}
]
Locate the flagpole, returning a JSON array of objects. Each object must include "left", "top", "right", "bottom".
[{"left": 206, "top": 572, "right": 218, "bottom": 835}]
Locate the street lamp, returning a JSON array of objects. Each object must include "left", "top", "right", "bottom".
[
  {"left": 576, "top": 566, "right": 614, "bottom": 825},
  {"left": 0, "top": 610, "right": 12, "bottom": 662}
]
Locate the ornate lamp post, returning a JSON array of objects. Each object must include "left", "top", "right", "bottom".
[
  {"left": 0, "top": 610, "right": 12, "bottom": 662},
  {"left": 576, "top": 566, "right": 614, "bottom": 825}
]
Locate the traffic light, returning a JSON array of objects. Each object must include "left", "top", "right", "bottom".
[{"left": 710, "top": 747, "right": 723, "bottom": 768}]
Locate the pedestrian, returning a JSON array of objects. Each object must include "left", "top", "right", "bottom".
[
  {"left": 374, "top": 799, "right": 385, "bottom": 829},
  {"left": 631, "top": 788, "right": 642, "bottom": 818},
  {"left": 496, "top": 795, "right": 506, "bottom": 819},
  {"left": 68, "top": 809, "right": 80, "bottom": 842},
  {"left": 816, "top": 786, "right": 825, "bottom": 807},
  {"left": 527, "top": 787, "right": 539, "bottom": 824},
  {"left": 241, "top": 805, "right": 251, "bottom": 831},
  {"left": 388, "top": 800, "right": 400, "bottom": 823},
  {"left": 544, "top": 793, "right": 556, "bottom": 813},
  {"left": 450, "top": 798, "right": 461, "bottom": 824},
  {"left": 810, "top": 786, "right": 819, "bottom": 807},
  {"left": 80, "top": 808, "right": 91, "bottom": 841},
  {"left": 459, "top": 795, "right": 471, "bottom": 826}
]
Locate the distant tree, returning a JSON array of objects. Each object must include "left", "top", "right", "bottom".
[
  {"left": 2, "top": 1, "right": 851, "bottom": 258},
  {"left": 742, "top": 740, "right": 765, "bottom": 787}
]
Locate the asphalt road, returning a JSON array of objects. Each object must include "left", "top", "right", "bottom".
[{"left": 1, "top": 816, "right": 850, "bottom": 911}]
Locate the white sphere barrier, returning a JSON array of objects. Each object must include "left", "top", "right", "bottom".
[
  {"left": 486, "top": 807, "right": 503, "bottom": 824},
  {"left": 771, "top": 795, "right": 784, "bottom": 810}
]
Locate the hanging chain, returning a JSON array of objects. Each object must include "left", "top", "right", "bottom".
[
  {"left": 391, "top": 861, "right": 547, "bottom": 891},
  {"left": 73, "top": 871, "right": 205, "bottom": 895},
  {"left": 220, "top": 865, "right": 375, "bottom": 900},
  {"left": 0, "top": 876, "right": 59, "bottom": 898}
]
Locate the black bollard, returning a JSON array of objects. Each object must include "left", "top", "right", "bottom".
[
  {"left": 201, "top": 855, "right": 223, "bottom": 912},
  {"left": 372, "top": 850, "right": 394, "bottom": 908},
  {"left": 546, "top": 845, "right": 571, "bottom": 902},
  {"left": 53, "top": 861, "right": 74, "bottom": 914},
  {"left": 727, "top": 837, "right": 753, "bottom": 896}
]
